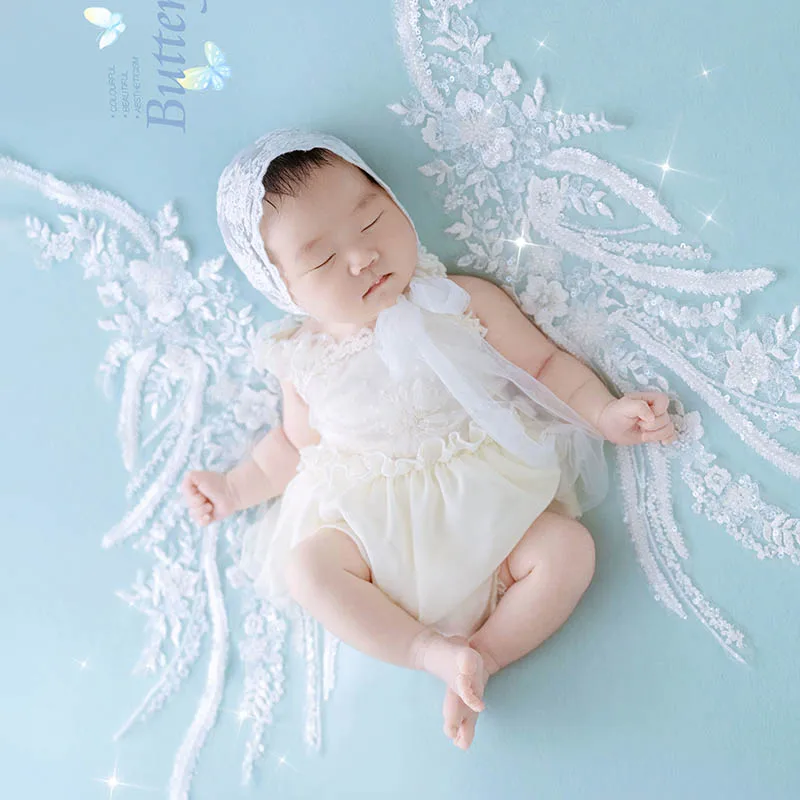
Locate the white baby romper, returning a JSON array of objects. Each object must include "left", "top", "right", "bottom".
[{"left": 240, "top": 296, "right": 581, "bottom": 638}]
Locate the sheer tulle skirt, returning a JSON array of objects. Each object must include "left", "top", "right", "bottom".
[{"left": 240, "top": 416, "right": 580, "bottom": 636}]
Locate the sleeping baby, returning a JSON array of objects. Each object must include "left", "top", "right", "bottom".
[{"left": 181, "top": 129, "right": 676, "bottom": 750}]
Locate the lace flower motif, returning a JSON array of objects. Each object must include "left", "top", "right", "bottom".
[
  {"left": 129, "top": 251, "right": 195, "bottom": 324},
  {"left": 724, "top": 333, "right": 773, "bottom": 396},
  {"left": 491, "top": 60, "right": 521, "bottom": 97}
]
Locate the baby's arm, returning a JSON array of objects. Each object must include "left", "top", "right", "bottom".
[
  {"left": 182, "top": 378, "right": 321, "bottom": 525},
  {"left": 225, "top": 426, "right": 298, "bottom": 510},
  {"left": 450, "top": 275, "right": 675, "bottom": 444},
  {"left": 228, "top": 378, "right": 321, "bottom": 507}
]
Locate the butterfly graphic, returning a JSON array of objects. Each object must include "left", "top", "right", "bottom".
[
  {"left": 83, "top": 7, "right": 126, "bottom": 49},
  {"left": 177, "top": 42, "right": 231, "bottom": 91}
]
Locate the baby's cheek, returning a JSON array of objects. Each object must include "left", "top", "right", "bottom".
[{"left": 317, "top": 279, "right": 352, "bottom": 313}]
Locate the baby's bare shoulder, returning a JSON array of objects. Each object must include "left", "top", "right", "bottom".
[
  {"left": 449, "top": 274, "right": 558, "bottom": 377},
  {"left": 279, "top": 375, "right": 321, "bottom": 449}
]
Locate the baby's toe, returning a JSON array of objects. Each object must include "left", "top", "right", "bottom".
[
  {"left": 455, "top": 673, "right": 484, "bottom": 713},
  {"left": 455, "top": 719, "right": 476, "bottom": 750},
  {"left": 442, "top": 688, "right": 463, "bottom": 740}
]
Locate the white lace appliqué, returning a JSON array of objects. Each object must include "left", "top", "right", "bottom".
[{"left": 389, "top": 0, "right": 799, "bottom": 666}]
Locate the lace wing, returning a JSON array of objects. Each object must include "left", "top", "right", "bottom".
[
  {"left": 388, "top": 0, "right": 800, "bottom": 663},
  {"left": 0, "top": 155, "right": 331, "bottom": 794}
]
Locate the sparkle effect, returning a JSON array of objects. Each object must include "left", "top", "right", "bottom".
[
  {"left": 219, "top": 704, "right": 254, "bottom": 737},
  {"left": 95, "top": 761, "right": 130, "bottom": 799},
  {"left": 499, "top": 230, "right": 558, "bottom": 272},
  {"left": 94, "top": 757, "right": 157, "bottom": 798},
  {"left": 635, "top": 116, "right": 711, "bottom": 198},
  {"left": 534, "top": 33, "right": 555, "bottom": 55},
  {"left": 555, "top": 88, "right": 568, "bottom": 118},
  {"left": 695, "top": 62, "right": 722, "bottom": 81},
  {"left": 273, "top": 753, "right": 299, "bottom": 773},
  {"left": 692, "top": 196, "right": 728, "bottom": 233}
]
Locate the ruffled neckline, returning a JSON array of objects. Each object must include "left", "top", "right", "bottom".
[
  {"left": 298, "top": 322, "right": 375, "bottom": 349},
  {"left": 290, "top": 321, "right": 376, "bottom": 364},
  {"left": 295, "top": 300, "right": 488, "bottom": 359}
]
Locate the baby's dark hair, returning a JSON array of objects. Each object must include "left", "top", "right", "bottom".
[{"left": 262, "top": 147, "right": 380, "bottom": 212}]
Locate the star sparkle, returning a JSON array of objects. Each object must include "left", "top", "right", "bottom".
[
  {"left": 95, "top": 761, "right": 132, "bottom": 799},
  {"left": 695, "top": 62, "right": 722, "bottom": 81},
  {"left": 534, "top": 33, "right": 555, "bottom": 55},
  {"left": 94, "top": 755, "right": 158, "bottom": 798},
  {"left": 692, "top": 196, "right": 728, "bottom": 234},
  {"left": 499, "top": 231, "right": 558, "bottom": 273},
  {"left": 553, "top": 86, "right": 569, "bottom": 118},
  {"left": 633, "top": 116, "right": 711, "bottom": 199},
  {"left": 273, "top": 753, "right": 299, "bottom": 773},
  {"left": 219, "top": 704, "right": 254, "bottom": 738}
]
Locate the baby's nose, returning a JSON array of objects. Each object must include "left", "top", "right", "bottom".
[{"left": 350, "top": 251, "right": 379, "bottom": 275}]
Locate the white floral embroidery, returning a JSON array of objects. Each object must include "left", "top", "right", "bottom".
[
  {"left": 491, "top": 60, "right": 521, "bottom": 96},
  {"left": 98, "top": 281, "right": 124, "bottom": 307},
  {"left": 724, "top": 333, "right": 772, "bottom": 396},
  {"left": 520, "top": 274, "right": 569, "bottom": 327},
  {"left": 450, "top": 89, "right": 514, "bottom": 168},
  {"left": 234, "top": 387, "right": 279, "bottom": 431},
  {"left": 526, "top": 174, "right": 567, "bottom": 227},
  {"left": 129, "top": 251, "right": 196, "bottom": 325},
  {"left": 703, "top": 465, "right": 731, "bottom": 496}
]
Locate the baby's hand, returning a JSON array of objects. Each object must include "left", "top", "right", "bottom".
[
  {"left": 181, "top": 470, "right": 237, "bottom": 526},
  {"left": 596, "top": 391, "right": 677, "bottom": 446}
]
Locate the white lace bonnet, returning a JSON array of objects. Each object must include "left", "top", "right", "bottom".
[{"left": 216, "top": 128, "right": 427, "bottom": 315}]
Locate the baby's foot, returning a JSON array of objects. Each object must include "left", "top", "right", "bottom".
[
  {"left": 412, "top": 631, "right": 489, "bottom": 713},
  {"left": 443, "top": 686, "right": 479, "bottom": 750}
]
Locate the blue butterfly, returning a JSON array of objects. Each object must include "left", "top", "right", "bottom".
[
  {"left": 83, "top": 7, "right": 126, "bottom": 49},
  {"left": 177, "top": 42, "right": 232, "bottom": 92}
]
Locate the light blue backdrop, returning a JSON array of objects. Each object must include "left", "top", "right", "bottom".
[{"left": 2, "top": 1, "right": 799, "bottom": 798}]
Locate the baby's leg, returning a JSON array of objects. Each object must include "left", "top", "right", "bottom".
[
  {"left": 284, "top": 527, "right": 490, "bottom": 713},
  {"left": 470, "top": 510, "right": 596, "bottom": 672},
  {"left": 445, "top": 510, "right": 596, "bottom": 749}
]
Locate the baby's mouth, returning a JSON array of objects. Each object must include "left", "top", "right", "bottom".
[{"left": 364, "top": 273, "right": 391, "bottom": 297}]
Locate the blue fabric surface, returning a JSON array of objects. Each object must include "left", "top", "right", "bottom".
[{"left": 1, "top": 2, "right": 799, "bottom": 798}]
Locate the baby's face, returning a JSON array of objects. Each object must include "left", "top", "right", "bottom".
[{"left": 259, "top": 157, "right": 418, "bottom": 329}]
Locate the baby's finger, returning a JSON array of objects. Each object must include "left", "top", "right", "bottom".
[
  {"left": 639, "top": 412, "right": 670, "bottom": 432},
  {"left": 640, "top": 423, "right": 673, "bottom": 442},
  {"left": 618, "top": 396, "right": 655, "bottom": 423},
  {"left": 627, "top": 391, "right": 668, "bottom": 416},
  {"left": 187, "top": 492, "right": 209, "bottom": 509},
  {"left": 648, "top": 394, "right": 670, "bottom": 416}
]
